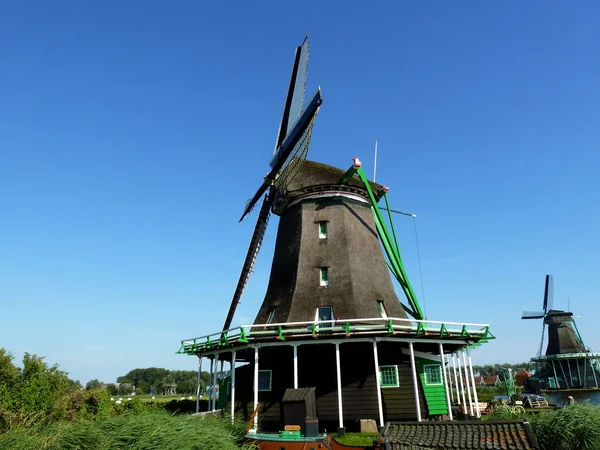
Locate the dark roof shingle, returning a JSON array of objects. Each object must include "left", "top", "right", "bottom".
[{"left": 385, "top": 420, "right": 538, "bottom": 450}]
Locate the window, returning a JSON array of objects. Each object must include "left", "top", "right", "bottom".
[
  {"left": 379, "top": 365, "right": 399, "bottom": 387},
  {"left": 424, "top": 364, "right": 443, "bottom": 385},
  {"left": 267, "top": 308, "right": 276, "bottom": 324},
  {"left": 377, "top": 300, "right": 388, "bottom": 318},
  {"left": 257, "top": 370, "right": 272, "bottom": 391},
  {"left": 315, "top": 306, "right": 334, "bottom": 328},
  {"left": 319, "top": 267, "right": 329, "bottom": 286},
  {"left": 318, "top": 222, "right": 327, "bottom": 239}
]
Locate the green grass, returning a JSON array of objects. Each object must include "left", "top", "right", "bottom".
[
  {"left": 0, "top": 411, "right": 256, "bottom": 450},
  {"left": 334, "top": 432, "right": 378, "bottom": 447}
]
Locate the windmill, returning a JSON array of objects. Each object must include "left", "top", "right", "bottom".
[
  {"left": 179, "top": 36, "right": 494, "bottom": 434},
  {"left": 522, "top": 274, "right": 555, "bottom": 358},
  {"left": 522, "top": 275, "right": 600, "bottom": 391},
  {"left": 222, "top": 35, "right": 322, "bottom": 331}
]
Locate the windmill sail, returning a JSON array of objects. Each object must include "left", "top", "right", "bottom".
[
  {"left": 271, "top": 35, "right": 309, "bottom": 163},
  {"left": 543, "top": 274, "right": 554, "bottom": 311},
  {"left": 223, "top": 194, "right": 272, "bottom": 331}
]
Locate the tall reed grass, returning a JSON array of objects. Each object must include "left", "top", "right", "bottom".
[{"left": 0, "top": 410, "right": 256, "bottom": 450}]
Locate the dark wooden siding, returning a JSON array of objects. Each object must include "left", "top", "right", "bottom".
[{"left": 227, "top": 341, "right": 435, "bottom": 430}]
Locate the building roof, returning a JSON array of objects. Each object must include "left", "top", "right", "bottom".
[
  {"left": 484, "top": 375, "right": 500, "bottom": 385},
  {"left": 385, "top": 420, "right": 538, "bottom": 450}
]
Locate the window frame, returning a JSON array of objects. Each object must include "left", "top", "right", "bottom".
[
  {"left": 423, "top": 364, "right": 443, "bottom": 386},
  {"left": 319, "top": 267, "right": 329, "bottom": 286},
  {"left": 257, "top": 370, "right": 272, "bottom": 392},
  {"left": 315, "top": 306, "right": 334, "bottom": 328},
  {"left": 379, "top": 365, "right": 400, "bottom": 388},
  {"left": 318, "top": 221, "right": 328, "bottom": 239}
]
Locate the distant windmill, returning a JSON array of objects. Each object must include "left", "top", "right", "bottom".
[
  {"left": 522, "top": 275, "right": 600, "bottom": 391},
  {"left": 522, "top": 274, "right": 555, "bottom": 358}
]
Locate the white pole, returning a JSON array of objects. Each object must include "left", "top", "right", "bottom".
[
  {"left": 195, "top": 356, "right": 203, "bottom": 414},
  {"left": 219, "top": 360, "right": 224, "bottom": 409},
  {"left": 568, "top": 359, "right": 574, "bottom": 387},
  {"left": 456, "top": 353, "right": 467, "bottom": 411},
  {"left": 408, "top": 342, "right": 422, "bottom": 422},
  {"left": 212, "top": 357, "right": 219, "bottom": 411},
  {"left": 447, "top": 355, "right": 454, "bottom": 404},
  {"left": 293, "top": 345, "right": 299, "bottom": 389},
  {"left": 552, "top": 360, "right": 559, "bottom": 388},
  {"left": 208, "top": 357, "right": 214, "bottom": 411},
  {"left": 335, "top": 343, "right": 344, "bottom": 429},
  {"left": 461, "top": 351, "right": 473, "bottom": 416},
  {"left": 451, "top": 354, "right": 460, "bottom": 405},
  {"left": 231, "top": 351, "right": 236, "bottom": 424},
  {"left": 439, "top": 344, "right": 453, "bottom": 420},
  {"left": 253, "top": 347, "right": 259, "bottom": 430},
  {"left": 373, "top": 341, "right": 385, "bottom": 427},
  {"left": 466, "top": 349, "right": 480, "bottom": 418},
  {"left": 373, "top": 140, "right": 378, "bottom": 182}
]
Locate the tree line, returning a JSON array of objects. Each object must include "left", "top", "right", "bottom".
[
  {"left": 86, "top": 368, "right": 215, "bottom": 396},
  {"left": 472, "top": 362, "right": 538, "bottom": 377}
]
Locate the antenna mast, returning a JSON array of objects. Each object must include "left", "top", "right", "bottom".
[{"left": 373, "top": 140, "right": 378, "bottom": 182}]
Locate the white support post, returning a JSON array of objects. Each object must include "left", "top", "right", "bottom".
[
  {"left": 212, "top": 357, "right": 219, "bottom": 411},
  {"left": 568, "top": 359, "right": 574, "bottom": 387},
  {"left": 466, "top": 348, "right": 480, "bottom": 418},
  {"left": 195, "top": 356, "right": 203, "bottom": 414},
  {"left": 584, "top": 357, "right": 588, "bottom": 388},
  {"left": 451, "top": 354, "right": 460, "bottom": 405},
  {"left": 231, "top": 351, "right": 236, "bottom": 424},
  {"left": 456, "top": 353, "right": 467, "bottom": 409},
  {"left": 576, "top": 359, "right": 582, "bottom": 387},
  {"left": 461, "top": 351, "right": 473, "bottom": 416},
  {"left": 335, "top": 343, "right": 344, "bottom": 429},
  {"left": 293, "top": 345, "right": 299, "bottom": 389},
  {"left": 439, "top": 344, "right": 453, "bottom": 420},
  {"left": 408, "top": 342, "right": 422, "bottom": 422},
  {"left": 447, "top": 355, "right": 454, "bottom": 403},
  {"left": 208, "top": 358, "right": 214, "bottom": 411},
  {"left": 558, "top": 360, "right": 569, "bottom": 388},
  {"left": 219, "top": 359, "right": 224, "bottom": 410},
  {"left": 373, "top": 340, "right": 385, "bottom": 427},
  {"left": 552, "top": 360, "right": 559, "bottom": 388},
  {"left": 253, "top": 347, "right": 259, "bottom": 430}
]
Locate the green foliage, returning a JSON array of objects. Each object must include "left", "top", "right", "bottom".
[
  {"left": 472, "top": 362, "right": 537, "bottom": 376},
  {"left": 476, "top": 385, "right": 522, "bottom": 402},
  {"left": 116, "top": 367, "right": 207, "bottom": 395},
  {"left": 85, "top": 379, "right": 104, "bottom": 391},
  {"left": 0, "top": 411, "right": 257, "bottom": 450},
  {"left": 335, "top": 432, "right": 379, "bottom": 446},
  {"left": 0, "top": 350, "right": 80, "bottom": 431},
  {"left": 531, "top": 403, "right": 600, "bottom": 450}
]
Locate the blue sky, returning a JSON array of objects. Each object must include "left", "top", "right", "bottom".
[{"left": 1, "top": 1, "right": 599, "bottom": 384}]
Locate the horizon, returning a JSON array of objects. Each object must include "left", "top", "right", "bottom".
[{"left": 1, "top": 1, "right": 599, "bottom": 384}]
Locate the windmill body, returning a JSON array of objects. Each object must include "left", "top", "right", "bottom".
[
  {"left": 522, "top": 275, "right": 600, "bottom": 392},
  {"left": 178, "top": 36, "right": 494, "bottom": 435}
]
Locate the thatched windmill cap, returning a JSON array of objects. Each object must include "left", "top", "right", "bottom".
[{"left": 284, "top": 160, "right": 384, "bottom": 202}]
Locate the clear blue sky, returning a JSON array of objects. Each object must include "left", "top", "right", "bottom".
[{"left": 1, "top": 1, "right": 599, "bottom": 384}]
